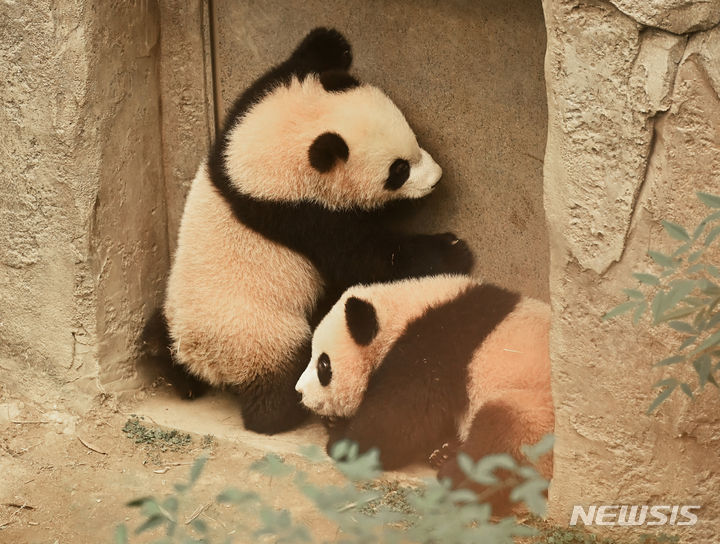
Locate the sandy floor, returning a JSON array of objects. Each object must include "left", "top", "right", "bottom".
[{"left": 0, "top": 379, "right": 432, "bottom": 544}]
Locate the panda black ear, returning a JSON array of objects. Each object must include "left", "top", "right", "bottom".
[
  {"left": 309, "top": 132, "right": 349, "bottom": 173},
  {"left": 345, "top": 297, "right": 378, "bottom": 346}
]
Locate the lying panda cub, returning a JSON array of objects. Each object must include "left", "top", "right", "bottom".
[
  {"left": 296, "top": 274, "right": 553, "bottom": 510},
  {"left": 165, "top": 28, "right": 473, "bottom": 435}
]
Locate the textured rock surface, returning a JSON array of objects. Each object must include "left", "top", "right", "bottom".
[
  {"left": 0, "top": 1, "right": 168, "bottom": 397},
  {"left": 544, "top": 0, "right": 720, "bottom": 539},
  {"left": 158, "top": 0, "right": 215, "bottom": 253},
  {"left": 608, "top": 0, "right": 720, "bottom": 34},
  {"left": 212, "top": 0, "right": 550, "bottom": 300}
]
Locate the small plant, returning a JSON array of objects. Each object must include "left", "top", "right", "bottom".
[
  {"left": 122, "top": 416, "right": 193, "bottom": 452},
  {"left": 604, "top": 192, "right": 720, "bottom": 412},
  {"left": 114, "top": 436, "right": 554, "bottom": 543}
]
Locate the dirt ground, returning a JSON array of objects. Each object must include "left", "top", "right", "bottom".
[{"left": 0, "top": 368, "right": 433, "bottom": 544}]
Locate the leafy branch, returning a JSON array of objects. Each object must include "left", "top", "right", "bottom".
[
  {"left": 604, "top": 192, "right": 720, "bottom": 412},
  {"left": 114, "top": 435, "right": 553, "bottom": 543}
]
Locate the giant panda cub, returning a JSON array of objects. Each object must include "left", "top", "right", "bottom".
[
  {"left": 296, "top": 274, "right": 553, "bottom": 510},
  {"left": 165, "top": 28, "right": 473, "bottom": 435}
]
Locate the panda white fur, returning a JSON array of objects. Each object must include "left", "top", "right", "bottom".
[
  {"left": 164, "top": 29, "right": 473, "bottom": 434},
  {"left": 296, "top": 274, "right": 553, "bottom": 512}
]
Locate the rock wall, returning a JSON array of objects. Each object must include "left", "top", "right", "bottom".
[
  {"left": 543, "top": 0, "right": 720, "bottom": 539},
  {"left": 0, "top": 1, "right": 171, "bottom": 399}
]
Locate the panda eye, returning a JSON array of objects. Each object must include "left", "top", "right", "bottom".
[
  {"left": 384, "top": 159, "right": 410, "bottom": 191},
  {"left": 317, "top": 353, "right": 332, "bottom": 387}
]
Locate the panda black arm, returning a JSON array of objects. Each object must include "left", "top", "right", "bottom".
[{"left": 221, "top": 191, "right": 473, "bottom": 292}]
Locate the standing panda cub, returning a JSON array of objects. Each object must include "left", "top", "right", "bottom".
[
  {"left": 296, "top": 275, "right": 553, "bottom": 510},
  {"left": 165, "top": 28, "right": 473, "bottom": 435}
]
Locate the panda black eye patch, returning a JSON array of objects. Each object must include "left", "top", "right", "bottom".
[
  {"left": 317, "top": 353, "right": 332, "bottom": 386},
  {"left": 384, "top": 158, "right": 410, "bottom": 190}
]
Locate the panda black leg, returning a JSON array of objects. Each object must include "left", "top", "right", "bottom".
[
  {"left": 236, "top": 341, "right": 312, "bottom": 435},
  {"left": 237, "top": 371, "right": 309, "bottom": 435}
]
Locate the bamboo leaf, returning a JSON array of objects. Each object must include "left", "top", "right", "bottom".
[
  {"left": 694, "top": 329, "right": 720, "bottom": 354},
  {"left": 649, "top": 250, "right": 677, "bottom": 268},
  {"left": 688, "top": 249, "right": 704, "bottom": 263},
  {"left": 623, "top": 288, "right": 645, "bottom": 300},
  {"left": 705, "top": 225, "right": 720, "bottom": 247},
  {"left": 651, "top": 291, "right": 665, "bottom": 324},
  {"left": 660, "top": 306, "right": 696, "bottom": 321},
  {"left": 697, "top": 192, "right": 720, "bottom": 208},
  {"left": 679, "top": 335, "right": 698, "bottom": 350},
  {"left": 647, "top": 380, "right": 678, "bottom": 414},
  {"left": 654, "top": 354, "right": 685, "bottom": 367},
  {"left": 680, "top": 383, "right": 693, "bottom": 398},
  {"left": 698, "top": 279, "right": 720, "bottom": 296},
  {"left": 667, "top": 321, "right": 696, "bottom": 334},
  {"left": 692, "top": 220, "right": 708, "bottom": 241},
  {"left": 633, "top": 273, "right": 660, "bottom": 286},
  {"left": 603, "top": 301, "right": 637, "bottom": 321},
  {"left": 632, "top": 300, "right": 647, "bottom": 324},
  {"left": 693, "top": 354, "right": 712, "bottom": 388},
  {"left": 661, "top": 220, "right": 690, "bottom": 242}
]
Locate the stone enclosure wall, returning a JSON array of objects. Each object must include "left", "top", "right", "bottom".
[
  {"left": 1, "top": 0, "right": 719, "bottom": 539},
  {"left": 544, "top": 0, "right": 720, "bottom": 540}
]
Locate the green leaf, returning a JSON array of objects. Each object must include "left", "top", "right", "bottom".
[
  {"left": 694, "top": 329, "right": 720, "bottom": 355},
  {"left": 298, "top": 444, "right": 326, "bottom": 463},
  {"left": 522, "top": 434, "right": 555, "bottom": 463},
  {"left": 659, "top": 305, "right": 695, "bottom": 322},
  {"left": 692, "top": 220, "right": 708, "bottom": 241},
  {"left": 623, "top": 288, "right": 645, "bottom": 300},
  {"left": 633, "top": 273, "right": 660, "bottom": 286},
  {"left": 189, "top": 456, "right": 207, "bottom": 486},
  {"left": 664, "top": 280, "right": 696, "bottom": 309},
  {"left": 654, "top": 354, "right": 685, "bottom": 367},
  {"left": 649, "top": 250, "right": 677, "bottom": 268},
  {"left": 708, "top": 311, "right": 720, "bottom": 329},
  {"left": 688, "top": 249, "right": 704, "bottom": 263},
  {"left": 698, "top": 279, "right": 720, "bottom": 296},
  {"left": 603, "top": 301, "right": 637, "bottom": 321},
  {"left": 509, "top": 479, "right": 549, "bottom": 517},
  {"left": 679, "top": 335, "right": 698, "bottom": 350},
  {"left": 190, "top": 518, "right": 208, "bottom": 534},
  {"left": 250, "top": 454, "right": 294, "bottom": 478},
  {"left": 633, "top": 301, "right": 648, "bottom": 324},
  {"left": 693, "top": 354, "right": 712, "bottom": 388},
  {"left": 705, "top": 225, "right": 720, "bottom": 247},
  {"left": 687, "top": 263, "right": 706, "bottom": 274},
  {"left": 667, "top": 321, "right": 696, "bottom": 334},
  {"left": 126, "top": 496, "right": 155, "bottom": 508},
  {"left": 661, "top": 220, "right": 690, "bottom": 242},
  {"left": 680, "top": 383, "right": 693, "bottom": 398},
  {"left": 697, "top": 192, "right": 720, "bottom": 208},
  {"left": 647, "top": 380, "right": 678, "bottom": 414},
  {"left": 135, "top": 515, "right": 165, "bottom": 535},
  {"left": 114, "top": 525, "right": 128, "bottom": 544},
  {"left": 217, "top": 488, "right": 260, "bottom": 505},
  {"left": 708, "top": 264, "right": 720, "bottom": 278},
  {"left": 651, "top": 291, "right": 665, "bottom": 324}
]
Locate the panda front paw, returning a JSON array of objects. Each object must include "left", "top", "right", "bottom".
[
  {"left": 291, "top": 28, "right": 352, "bottom": 74},
  {"left": 401, "top": 232, "right": 474, "bottom": 277}
]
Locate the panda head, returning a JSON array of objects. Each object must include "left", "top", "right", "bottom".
[
  {"left": 296, "top": 294, "right": 385, "bottom": 417},
  {"left": 223, "top": 75, "right": 443, "bottom": 210}
]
